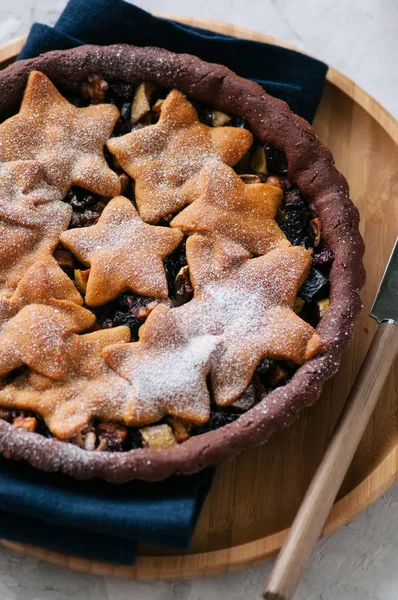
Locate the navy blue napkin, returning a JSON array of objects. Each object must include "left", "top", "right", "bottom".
[
  {"left": 18, "top": 0, "right": 328, "bottom": 123},
  {"left": 0, "top": 0, "right": 327, "bottom": 566},
  {"left": 0, "top": 457, "right": 214, "bottom": 563}
]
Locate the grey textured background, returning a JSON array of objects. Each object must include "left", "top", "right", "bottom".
[{"left": 0, "top": 1, "right": 397, "bottom": 599}]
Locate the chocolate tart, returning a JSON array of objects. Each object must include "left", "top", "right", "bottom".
[{"left": 0, "top": 45, "right": 365, "bottom": 482}]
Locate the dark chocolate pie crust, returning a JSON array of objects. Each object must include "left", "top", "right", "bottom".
[{"left": 0, "top": 44, "right": 365, "bottom": 482}]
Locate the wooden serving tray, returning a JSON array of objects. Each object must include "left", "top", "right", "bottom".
[{"left": 0, "top": 18, "right": 397, "bottom": 580}]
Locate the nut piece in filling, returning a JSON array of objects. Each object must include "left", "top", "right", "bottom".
[{"left": 140, "top": 424, "right": 178, "bottom": 449}]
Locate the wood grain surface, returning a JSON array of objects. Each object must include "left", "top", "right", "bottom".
[
  {"left": 0, "top": 19, "right": 397, "bottom": 580},
  {"left": 264, "top": 323, "right": 398, "bottom": 599}
]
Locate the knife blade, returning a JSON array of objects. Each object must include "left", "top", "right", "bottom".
[{"left": 370, "top": 237, "right": 398, "bottom": 326}]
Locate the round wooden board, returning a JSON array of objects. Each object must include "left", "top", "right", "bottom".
[{"left": 0, "top": 18, "right": 397, "bottom": 580}]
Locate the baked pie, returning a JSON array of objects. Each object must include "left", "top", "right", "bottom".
[{"left": 0, "top": 45, "right": 364, "bottom": 481}]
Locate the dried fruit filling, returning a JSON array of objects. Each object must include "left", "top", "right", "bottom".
[{"left": 0, "top": 76, "right": 334, "bottom": 452}]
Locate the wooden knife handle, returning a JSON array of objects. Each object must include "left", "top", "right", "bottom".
[{"left": 263, "top": 322, "right": 398, "bottom": 600}]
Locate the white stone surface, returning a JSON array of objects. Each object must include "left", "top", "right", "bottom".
[
  {"left": 1, "top": 0, "right": 397, "bottom": 118},
  {"left": 0, "top": 1, "right": 397, "bottom": 598}
]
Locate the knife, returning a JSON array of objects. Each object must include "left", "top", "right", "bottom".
[
  {"left": 263, "top": 238, "right": 398, "bottom": 600},
  {"left": 370, "top": 238, "right": 398, "bottom": 325}
]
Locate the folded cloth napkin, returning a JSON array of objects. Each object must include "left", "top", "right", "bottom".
[
  {"left": 0, "top": 457, "right": 214, "bottom": 563},
  {"left": 0, "top": 0, "right": 328, "bottom": 565},
  {"left": 18, "top": 0, "right": 328, "bottom": 123}
]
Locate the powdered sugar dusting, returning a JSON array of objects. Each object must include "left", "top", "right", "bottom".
[
  {"left": 0, "top": 327, "right": 132, "bottom": 439},
  {"left": 107, "top": 88, "right": 252, "bottom": 223},
  {"left": 0, "top": 69, "right": 325, "bottom": 440},
  {"left": 0, "top": 262, "right": 95, "bottom": 380},
  {"left": 0, "top": 200, "right": 72, "bottom": 291},
  {"left": 121, "top": 333, "right": 221, "bottom": 425},
  {"left": 171, "top": 160, "right": 289, "bottom": 255},
  {"left": 105, "top": 239, "right": 323, "bottom": 422},
  {"left": 60, "top": 196, "right": 183, "bottom": 305},
  {"left": 0, "top": 71, "right": 122, "bottom": 295},
  {"left": 0, "top": 71, "right": 120, "bottom": 197}
]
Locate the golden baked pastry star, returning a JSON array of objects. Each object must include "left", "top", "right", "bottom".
[
  {"left": 104, "top": 235, "right": 324, "bottom": 425},
  {"left": 0, "top": 161, "right": 64, "bottom": 227},
  {"left": 171, "top": 161, "right": 289, "bottom": 255},
  {"left": 60, "top": 196, "right": 183, "bottom": 306},
  {"left": 103, "top": 305, "right": 221, "bottom": 426},
  {"left": 0, "top": 327, "right": 131, "bottom": 439},
  {"left": 11, "top": 256, "right": 83, "bottom": 306},
  {"left": 0, "top": 199, "right": 72, "bottom": 291},
  {"left": 0, "top": 70, "right": 121, "bottom": 197},
  {"left": 106, "top": 89, "right": 253, "bottom": 223},
  {"left": 185, "top": 235, "right": 324, "bottom": 404},
  {"left": 0, "top": 261, "right": 95, "bottom": 380}
]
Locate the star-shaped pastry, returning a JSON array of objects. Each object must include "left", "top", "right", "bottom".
[
  {"left": 0, "top": 71, "right": 121, "bottom": 197},
  {"left": 184, "top": 235, "right": 324, "bottom": 404},
  {"left": 171, "top": 161, "right": 289, "bottom": 255},
  {"left": 11, "top": 256, "right": 83, "bottom": 306},
  {"left": 0, "top": 161, "right": 64, "bottom": 227},
  {"left": 60, "top": 196, "right": 183, "bottom": 306},
  {"left": 104, "top": 235, "right": 324, "bottom": 422},
  {"left": 0, "top": 261, "right": 95, "bottom": 379},
  {"left": 0, "top": 327, "right": 132, "bottom": 439},
  {"left": 103, "top": 305, "right": 221, "bottom": 426},
  {"left": 0, "top": 199, "right": 72, "bottom": 291},
  {"left": 106, "top": 89, "right": 253, "bottom": 223},
  {"left": 186, "top": 234, "right": 251, "bottom": 290}
]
